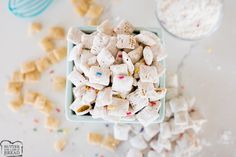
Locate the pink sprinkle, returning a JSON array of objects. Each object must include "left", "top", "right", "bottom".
[
  {"left": 126, "top": 111, "right": 132, "bottom": 116},
  {"left": 149, "top": 102, "right": 156, "bottom": 106},
  {"left": 49, "top": 70, "right": 54, "bottom": 74},
  {"left": 33, "top": 119, "right": 39, "bottom": 124},
  {"left": 56, "top": 108, "right": 61, "bottom": 113},
  {"left": 118, "top": 75, "right": 124, "bottom": 79},
  {"left": 118, "top": 54, "right": 122, "bottom": 58}
]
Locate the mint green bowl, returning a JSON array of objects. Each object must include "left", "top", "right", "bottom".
[{"left": 65, "top": 27, "right": 166, "bottom": 123}]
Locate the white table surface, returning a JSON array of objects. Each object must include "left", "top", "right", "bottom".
[{"left": 0, "top": 0, "right": 236, "bottom": 157}]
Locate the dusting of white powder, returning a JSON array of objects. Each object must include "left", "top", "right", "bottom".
[{"left": 156, "top": 0, "right": 223, "bottom": 39}]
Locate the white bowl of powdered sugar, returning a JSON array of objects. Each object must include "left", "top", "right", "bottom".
[{"left": 155, "top": 0, "right": 223, "bottom": 40}]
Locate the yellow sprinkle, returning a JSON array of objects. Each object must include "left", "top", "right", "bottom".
[
  {"left": 134, "top": 67, "right": 139, "bottom": 74},
  {"left": 107, "top": 105, "right": 116, "bottom": 110},
  {"left": 207, "top": 48, "right": 213, "bottom": 54}
]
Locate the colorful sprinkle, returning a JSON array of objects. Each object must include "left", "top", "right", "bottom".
[
  {"left": 105, "top": 124, "right": 109, "bottom": 127},
  {"left": 49, "top": 70, "right": 54, "bottom": 74},
  {"left": 126, "top": 111, "right": 132, "bottom": 116},
  {"left": 96, "top": 72, "right": 102, "bottom": 76},
  {"left": 118, "top": 54, "right": 122, "bottom": 58},
  {"left": 149, "top": 101, "right": 156, "bottom": 106},
  {"left": 33, "top": 118, "right": 39, "bottom": 124},
  {"left": 118, "top": 75, "right": 124, "bottom": 79},
  {"left": 139, "top": 127, "right": 144, "bottom": 133},
  {"left": 55, "top": 108, "right": 61, "bottom": 113},
  {"left": 33, "top": 128, "right": 37, "bottom": 132},
  {"left": 57, "top": 129, "right": 63, "bottom": 133},
  {"left": 74, "top": 127, "right": 79, "bottom": 131}
]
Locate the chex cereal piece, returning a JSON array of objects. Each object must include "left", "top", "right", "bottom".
[
  {"left": 96, "top": 48, "right": 115, "bottom": 67},
  {"left": 40, "top": 100, "right": 54, "bottom": 115},
  {"left": 6, "top": 82, "right": 22, "bottom": 95},
  {"left": 101, "top": 135, "right": 120, "bottom": 151},
  {"left": 122, "top": 51, "right": 134, "bottom": 74},
  {"left": 110, "top": 64, "right": 128, "bottom": 76},
  {"left": 87, "top": 18, "right": 100, "bottom": 26},
  {"left": 53, "top": 47, "right": 67, "bottom": 61},
  {"left": 174, "top": 111, "right": 189, "bottom": 125},
  {"left": 11, "top": 71, "right": 24, "bottom": 82},
  {"left": 24, "top": 70, "right": 41, "bottom": 82},
  {"left": 96, "top": 87, "right": 112, "bottom": 107},
  {"left": 40, "top": 37, "right": 55, "bottom": 52},
  {"left": 126, "top": 149, "right": 143, "bottom": 157},
  {"left": 71, "top": 0, "right": 90, "bottom": 16},
  {"left": 52, "top": 76, "right": 66, "bottom": 91},
  {"left": 147, "top": 151, "right": 159, "bottom": 157},
  {"left": 116, "top": 34, "right": 136, "bottom": 49},
  {"left": 35, "top": 56, "right": 51, "bottom": 72},
  {"left": 54, "top": 138, "right": 67, "bottom": 152},
  {"left": 139, "top": 65, "right": 159, "bottom": 83},
  {"left": 70, "top": 98, "right": 92, "bottom": 115},
  {"left": 136, "top": 106, "right": 160, "bottom": 127},
  {"left": 49, "top": 26, "right": 65, "bottom": 40},
  {"left": 143, "top": 46, "right": 153, "bottom": 65},
  {"left": 8, "top": 96, "right": 24, "bottom": 112},
  {"left": 142, "top": 123, "right": 160, "bottom": 141},
  {"left": 67, "top": 27, "right": 84, "bottom": 44},
  {"left": 137, "top": 81, "right": 155, "bottom": 97},
  {"left": 114, "top": 20, "right": 134, "bottom": 35},
  {"left": 189, "top": 109, "right": 206, "bottom": 125},
  {"left": 128, "top": 46, "right": 143, "bottom": 64},
  {"left": 82, "top": 88, "right": 97, "bottom": 104},
  {"left": 148, "top": 88, "right": 167, "bottom": 101},
  {"left": 68, "top": 44, "right": 83, "bottom": 61},
  {"left": 135, "top": 32, "right": 157, "bottom": 46},
  {"left": 23, "top": 91, "right": 38, "bottom": 105},
  {"left": 90, "top": 105, "right": 107, "bottom": 119},
  {"left": 106, "top": 37, "right": 118, "bottom": 57},
  {"left": 97, "top": 20, "right": 114, "bottom": 35},
  {"left": 85, "top": 3, "right": 103, "bottom": 19},
  {"left": 107, "top": 97, "right": 129, "bottom": 117},
  {"left": 91, "top": 33, "right": 110, "bottom": 55},
  {"left": 127, "top": 90, "right": 148, "bottom": 113},
  {"left": 45, "top": 115, "right": 60, "bottom": 130},
  {"left": 81, "top": 33, "right": 95, "bottom": 49},
  {"left": 157, "top": 137, "right": 171, "bottom": 151},
  {"left": 112, "top": 75, "right": 133, "bottom": 94},
  {"left": 89, "top": 66, "right": 111, "bottom": 86},
  {"left": 129, "top": 134, "right": 148, "bottom": 150},
  {"left": 67, "top": 68, "right": 86, "bottom": 86},
  {"left": 140, "top": 30, "right": 160, "bottom": 42},
  {"left": 46, "top": 52, "right": 58, "bottom": 64},
  {"left": 114, "top": 124, "right": 131, "bottom": 141},
  {"left": 167, "top": 73, "right": 178, "bottom": 88},
  {"left": 28, "top": 22, "right": 42, "bottom": 35},
  {"left": 34, "top": 94, "right": 47, "bottom": 109},
  {"left": 87, "top": 132, "right": 103, "bottom": 145},
  {"left": 160, "top": 122, "right": 172, "bottom": 139},
  {"left": 169, "top": 96, "right": 188, "bottom": 113},
  {"left": 20, "top": 60, "right": 36, "bottom": 73}
]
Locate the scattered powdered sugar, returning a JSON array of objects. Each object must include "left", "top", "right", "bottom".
[
  {"left": 218, "top": 130, "right": 235, "bottom": 145},
  {"left": 156, "top": 0, "right": 223, "bottom": 39}
]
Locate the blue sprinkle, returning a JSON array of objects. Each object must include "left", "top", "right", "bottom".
[
  {"left": 140, "top": 127, "right": 144, "bottom": 133},
  {"left": 96, "top": 72, "right": 102, "bottom": 77}
]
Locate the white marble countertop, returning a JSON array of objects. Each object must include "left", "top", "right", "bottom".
[{"left": 0, "top": 0, "right": 236, "bottom": 156}]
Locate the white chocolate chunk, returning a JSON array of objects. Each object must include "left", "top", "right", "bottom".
[
  {"left": 114, "top": 124, "right": 131, "bottom": 141},
  {"left": 139, "top": 65, "right": 159, "bottom": 83},
  {"left": 95, "top": 87, "right": 112, "bottom": 107},
  {"left": 129, "top": 134, "right": 148, "bottom": 150},
  {"left": 114, "top": 20, "right": 134, "bottom": 34},
  {"left": 116, "top": 35, "right": 136, "bottom": 49},
  {"left": 135, "top": 33, "right": 156, "bottom": 46},
  {"left": 143, "top": 46, "right": 153, "bottom": 65},
  {"left": 97, "top": 48, "right": 115, "bottom": 67},
  {"left": 89, "top": 66, "right": 111, "bottom": 86},
  {"left": 128, "top": 46, "right": 143, "bottom": 64},
  {"left": 106, "top": 37, "right": 118, "bottom": 57},
  {"left": 67, "top": 27, "right": 83, "bottom": 45}
]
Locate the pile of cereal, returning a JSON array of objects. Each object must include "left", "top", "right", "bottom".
[
  {"left": 112, "top": 74, "right": 207, "bottom": 157},
  {"left": 67, "top": 20, "right": 167, "bottom": 125}
]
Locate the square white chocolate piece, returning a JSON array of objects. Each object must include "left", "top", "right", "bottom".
[
  {"left": 67, "top": 27, "right": 83, "bottom": 45},
  {"left": 97, "top": 48, "right": 115, "bottom": 67},
  {"left": 136, "top": 106, "right": 159, "bottom": 127},
  {"left": 127, "top": 90, "right": 148, "bottom": 113}
]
